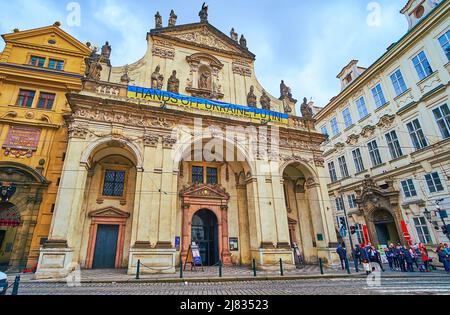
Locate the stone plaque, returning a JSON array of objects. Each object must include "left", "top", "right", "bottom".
[{"left": 3, "top": 126, "right": 41, "bottom": 158}]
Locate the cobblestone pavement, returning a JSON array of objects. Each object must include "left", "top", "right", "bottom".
[
  {"left": 6, "top": 264, "right": 386, "bottom": 283},
  {"left": 5, "top": 275, "right": 450, "bottom": 295}
]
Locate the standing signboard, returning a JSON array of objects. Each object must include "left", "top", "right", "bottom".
[{"left": 183, "top": 242, "right": 204, "bottom": 271}]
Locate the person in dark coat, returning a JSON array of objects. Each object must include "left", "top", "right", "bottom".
[
  {"left": 368, "top": 246, "right": 385, "bottom": 272},
  {"left": 397, "top": 244, "right": 406, "bottom": 272},
  {"left": 385, "top": 246, "right": 395, "bottom": 271},
  {"left": 392, "top": 244, "right": 400, "bottom": 271},
  {"left": 404, "top": 247, "right": 415, "bottom": 272},
  {"left": 336, "top": 243, "right": 347, "bottom": 270},
  {"left": 354, "top": 245, "right": 363, "bottom": 266}
]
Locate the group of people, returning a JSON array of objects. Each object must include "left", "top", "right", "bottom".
[{"left": 336, "top": 242, "right": 450, "bottom": 275}]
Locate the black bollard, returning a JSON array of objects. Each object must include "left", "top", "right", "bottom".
[
  {"left": 345, "top": 257, "right": 351, "bottom": 274},
  {"left": 319, "top": 258, "right": 324, "bottom": 275},
  {"left": 354, "top": 257, "right": 359, "bottom": 273},
  {"left": 252, "top": 259, "right": 257, "bottom": 277},
  {"left": 180, "top": 263, "right": 183, "bottom": 279},
  {"left": 136, "top": 259, "right": 141, "bottom": 280},
  {"left": 279, "top": 258, "right": 284, "bottom": 276},
  {"left": 12, "top": 275, "right": 20, "bottom": 296},
  {"left": 219, "top": 260, "right": 222, "bottom": 278}
]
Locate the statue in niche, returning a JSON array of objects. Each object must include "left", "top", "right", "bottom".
[
  {"left": 120, "top": 64, "right": 131, "bottom": 84},
  {"left": 199, "top": 70, "right": 210, "bottom": 89},
  {"left": 167, "top": 70, "right": 180, "bottom": 94},
  {"left": 155, "top": 11, "right": 162, "bottom": 29},
  {"left": 168, "top": 10, "right": 177, "bottom": 27},
  {"left": 300, "top": 97, "right": 314, "bottom": 119},
  {"left": 199, "top": 2, "right": 208, "bottom": 23},
  {"left": 151, "top": 65, "right": 164, "bottom": 90},
  {"left": 230, "top": 28, "right": 238, "bottom": 42},
  {"left": 247, "top": 85, "right": 257, "bottom": 107},
  {"left": 260, "top": 90, "right": 271, "bottom": 110},
  {"left": 239, "top": 35, "right": 248, "bottom": 49}
]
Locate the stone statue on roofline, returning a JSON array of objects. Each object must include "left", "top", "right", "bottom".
[
  {"left": 168, "top": 10, "right": 177, "bottom": 27},
  {"left": 300, "top": 97, "right": 314, "bottom": 119},
  {"left": 247, "top": 85, "right": 257, "bottom": 107},
  {"left": 151, "top": 65, "right": 164, "bottom": 90},
  {"left": 230, "top": 28, "right": 238, "bottom": 42},
  {"left": 155, "top": 11, "right": 162, "bottom": 29},
  {"left": 239, "top": 35, "right": 248, "bottom": 49},
  {"left": 199, "top": 2, "right": 208, "bottom": 23},
  {"left": 167, "top": 70, "right": 180, "bottom": 94},
  {"left": 279, "top": 80, "right": 297, "bottom": 103},
  {"left": 260, "top": 90, "right": 271, "bottom": 110},
  {"left": 85, "top": 48, "right": 103, "bottom": 81}
]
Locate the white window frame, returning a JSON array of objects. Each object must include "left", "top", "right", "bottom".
[
  {"left": 412, "top": 51, "right": 433, "bottom": 80},
  {"left": 338, "top": 155, "right": 350, "bottom": 179},
  {"left": 406, "top": 119, "right": 428, "bottom": 150},
  {"left": 328, "top": 161, "right": 338, "bottom": 183},
  {"left": 432, "top": 103, "right": 450, "bottom": 139},
  {"left": 413, "top": 217, "right": 433, "bottom": 244},
  {"left": 371, "top": 83, "right": 387, "bottom": 108},
  {"left": 438, "top": 29, "right": 450, "bottom": 62},
  {"left": 368, "top": 140, "right": 382, "bottom": 167},
  {"left": 356, "top": 96, "right": 369, "bottom": 119},
  {"left": 390, "top": 69, "right": 408, "bottom": 96},
  {"left": 401, "top": 179, "right": 417, "bottom": 198},
  {"left": 342, "top": 107, "right": 353, "bottom": 129},
  {"left": 424, "top": 172, "right": 444, "bottom": 194},
  {"left": 385, "top": 130, "right": 403, "bottom": 160},
  {"left": 330, "top": 117, "right": 339, "bottom": 137},
  {"left": 352, "top": 148, "right": 365, "bottom": 173}
]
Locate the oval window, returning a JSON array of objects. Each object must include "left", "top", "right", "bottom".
[
  {"left": 48, "top": 39, "right": 57, "bottom": 45},
  {"left": 414, "top": 6, "right": 425, "bottom": 19}
]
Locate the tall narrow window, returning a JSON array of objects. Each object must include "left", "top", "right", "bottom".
[
  {"left": 356, "top": 96, "right": 368, "bottom": 119},
  {"left": 37, "top": 92, "right": 56, "bottom": 110},
  {"left": 390, "top": 69, "right": 407, "bottom": 96},
  {"left": 414, "top": 217, "right": 432, "bottom": 244},
  {"left": 385, "top": 130, "right": 403, "bottom": 159},
  {"left": 328, "top": 162, "right": 338, "bottom": 183},
  {"left": 342, "top": 108, "right": 353, "bottom": 129},
  {"left": 412, "top": 51, "right": 433, "bottom": 80},
  {"left": 29, "top": 56, "right": 45, "bottom": 67},
  {"left": 338, "top": 156, "right": 350, "bottom": 178},
  {"left": 401, "top": 179, "right": 417, "bottom": 198},
  {"left": 102, "top": 170, "right": 126, "bottom": 197},
  {"left": 352, "top": 148, "right": 365, "bottom": 173},
  {"left": 348, "top": 194, "right": 357, "bottom": 209},
  {"left": 335, "top": 197, "right": 345, "bottom": 212},
  {"left": 425, "top": 172, "right": 444, "bottom": 193},
  {"left": 368, "top": 140, "right": 382, "bottom": 167},
  {"left": 206, "top": 167, "right": 218, "bottom": 185},
  {"left": 354, "top": 224, "right": 364, "bottom": 244},
  {"left": 406, "top": 119, "right": 428, "bottom": 150},
  {"left": 192, "top": 166, "right": 204, "bottom": 184},
  {"left": 16, "top": 89, "right": 36, "bottom": 107},
  {"left": 433, "top": 104, "right": 450, "bottom": 139},
  {"left": 330, "top": 117, "right": 339, "bottom": 137},
  {"left": 320, "top": 125, "right": 328, "bottom": 137},
  {"left": 48, "top": 59, "right": 64, "bottom": 71},
  {"left": 371, "top": 84, "right": 387, "bottom": 108},
  {"left": 438, "top": 30, "right": 450, "bottom": 62}
]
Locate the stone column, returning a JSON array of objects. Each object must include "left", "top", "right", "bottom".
[
  {"left": 221, "top": 205, "right": 232, "bottom": 265},
  {"left": 270, "top": 165, "right": 291, "bottom": 248},
  {"left": 236, "top": 185, "right": 251, "bottom": 264},
  {"left": 35, "top": 134, "right": 88, "bottom": 279}
]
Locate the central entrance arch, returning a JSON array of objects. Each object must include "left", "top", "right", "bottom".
[
  {"left": 191, "top": 209, "right": 219, "bottom": 266},
  {"left": 373, "top": 209, "right": 400, "bottom": 246}
]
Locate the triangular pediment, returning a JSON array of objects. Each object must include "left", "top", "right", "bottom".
[
  {"left": 2, "top": 25, "right": 91, "bottom": 56},
  {"left": 180, "top": 184, "right": 230, "bottom": 200},
  {"left": 149, "top": 23, "right": 255, "bottom": 60},
  {"left": 89, "top": 207, "right": 130, "bottom": 218}
]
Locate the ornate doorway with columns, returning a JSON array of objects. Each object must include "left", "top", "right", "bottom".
[{"left": 180, "top": 184, "right": 232, "bottom": 266}]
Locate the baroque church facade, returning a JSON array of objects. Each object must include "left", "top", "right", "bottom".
[{"left": 35, "top": 5, "right": 338, "bottom": 279}]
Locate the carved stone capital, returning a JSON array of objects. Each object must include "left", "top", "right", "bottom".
[
  {"left": 144, "top": 133, "right": 160, "bottom": 147},
  {"left": 68, "top": 126, "right": 88, "bottom": 139},
  {"left": 162, "top": 135, "right": 177, "bottom": 149}
]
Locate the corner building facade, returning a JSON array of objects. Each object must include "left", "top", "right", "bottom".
[
  {"left": 35, "top": 9, "right": 338, "bottom": 279},
  {"left": 315, "top": 0, "right": 449, "bottom": 251}
]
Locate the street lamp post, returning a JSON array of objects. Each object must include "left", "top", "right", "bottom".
[
  {"left": 340, "top": 193, "right": 359, "bottom": 272},
  {"left": 424, "top": 199, "right": 450, "bottom": 242}
]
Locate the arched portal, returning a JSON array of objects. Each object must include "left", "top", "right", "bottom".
[
  {"left": 372, "top": 209, "right": 400, "bottom": 246},
  {"left": 191, "top": 209, "right": 219, "bottom": 266},
  {"left": 0, "top": 203, "right": 20, "bottom": 271}
]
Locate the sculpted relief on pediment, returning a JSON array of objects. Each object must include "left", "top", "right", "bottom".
[{"left": 164, "top": 26, "right": 240, "bottom": 55}]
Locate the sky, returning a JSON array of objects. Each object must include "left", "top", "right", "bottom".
[{"left": 0, "top": 0, "right": 409, "bottom": 107}]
